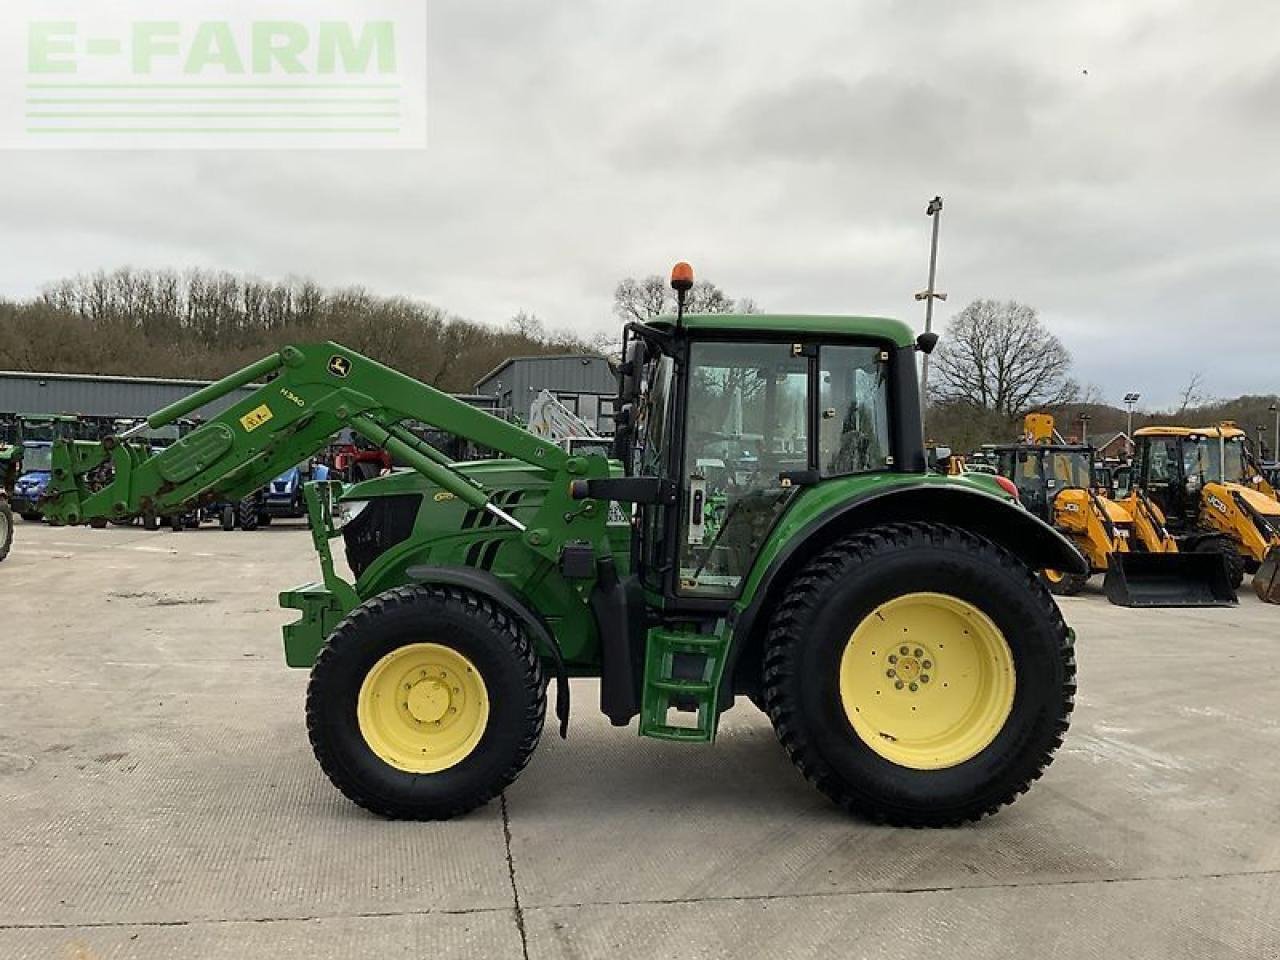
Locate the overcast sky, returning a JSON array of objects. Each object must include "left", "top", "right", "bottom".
[{"left": 2, "top": 0, "right": 1277, "bottom": 409}]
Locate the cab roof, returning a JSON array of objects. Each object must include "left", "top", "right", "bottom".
[
  {"left": 1134, "top": 425, "right": 1246, "bottom": 439},
  {"left": 645, "top": 313, "right": 917, "bottom": 347}
]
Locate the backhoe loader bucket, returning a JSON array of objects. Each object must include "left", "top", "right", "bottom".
[
  {"left": 1103, "top": 552, "right": 1237, "bottom": 608},
  {"left": 1253, "top": 547, "right": 1280, "bottom": 604}
]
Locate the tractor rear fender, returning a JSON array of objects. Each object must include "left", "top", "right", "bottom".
[
  {"left": 724, "top": 483, "right": 1085, "bottom": 704},
  {"left": 403, "top": 564, "right": 571, "bottom": 738}
]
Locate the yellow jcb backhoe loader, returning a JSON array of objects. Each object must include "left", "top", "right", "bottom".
[
  {"left": 994, "top": 416, "right": 1236, "bottom": 607},
  {"left": 1132, "top": 424, "right": 1280, "bottom": 603}
]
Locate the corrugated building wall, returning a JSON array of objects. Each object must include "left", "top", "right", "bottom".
[
  {"left": 0, "top": 371, "right": 260, "bottom": 420},
  {"left": 474, "top": 355, "right": 616, "bottom": 432}
]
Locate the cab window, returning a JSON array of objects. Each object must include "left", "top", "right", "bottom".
[
  {"left": 819, "top": 346, "right": 891, "bottom": 475},
  {"left": 677, "top": 341, "right": 807, "bottom": 598}
]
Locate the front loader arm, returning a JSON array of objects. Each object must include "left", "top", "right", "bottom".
[{"left": 43, "top": 342, "right": 591, "bottom": 536}]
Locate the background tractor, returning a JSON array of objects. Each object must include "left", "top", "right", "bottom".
[
  {"left": 43, "top": 264, "right": 1085, "bottom": 827},
  {"left": 992, "top": 415, "right": 1234, "bottom": 606},
  {"left": 1131, "top": 424, "right": 1280, "bottom": 602}
]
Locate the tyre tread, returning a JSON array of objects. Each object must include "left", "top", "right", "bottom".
[
  {"left": 761, "top": 521, "right": 1076, "bottom": 827},
  {"left": 306, "top": 584, "right": 545, "bottom": 820}
]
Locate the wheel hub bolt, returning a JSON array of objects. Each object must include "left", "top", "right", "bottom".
[
  {"left": 886, "top": 669, "right": 896, "bottom": 678},
  {"left": 909, "top": 682, "right": 918, "bottom": 692},
  {"left": 894, "top": 680, "right": 904, "bottom": 690}
]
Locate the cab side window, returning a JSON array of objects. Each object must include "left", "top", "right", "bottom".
[{"left": 818, "top": 346, "right": 891, "bottom": 475}]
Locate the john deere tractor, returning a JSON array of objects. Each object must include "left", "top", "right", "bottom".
[{"left": 43, "top": 264, "right": 1084, "bottom": 826}]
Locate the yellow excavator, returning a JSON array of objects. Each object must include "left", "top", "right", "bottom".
[
  {"left": 993, "top": 415, "right": 1236, "bottom": 607},
  {"left": 1130, "top": 423, "right": 1280, "bottom": 603}
]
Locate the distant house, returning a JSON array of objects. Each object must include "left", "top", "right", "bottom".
[
  {"left": 474, "top": 354, "right": 617, "bottom": 434},
  {"left": 1091, "top": 431, "right": 1131, "bottom": 460}
]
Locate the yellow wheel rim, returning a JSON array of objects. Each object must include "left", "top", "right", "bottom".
[
  {"left": 357, "top": 643, "right": 489, "bottom": 774},
  {"left": 838, "top": 592, "right": 1015, "bottom": 770},
  {"left": 1043, "top": 569, "right": 1065, "bottom": 584}
]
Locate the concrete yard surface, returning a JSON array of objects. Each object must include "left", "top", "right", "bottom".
[{"left": 1, "top": 521, "right": 1278, "bottom": 959}]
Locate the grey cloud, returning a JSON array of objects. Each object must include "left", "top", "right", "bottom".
[{"left": 0, "top": 0, "right": 1277, "bottom": 407}]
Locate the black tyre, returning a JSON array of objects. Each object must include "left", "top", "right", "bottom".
[
  {"left": 220, "top": 506, "right": 236, "bottom": 531},
  {"left": 258, "top": 513, "right": 273, "bottom": 527},
  {"left": 763, "top": 521, "right": 1075, "bottom": 827},
  {"left": 307, "top": 584, "right": 546, "bottom": 819},
  {"left": 238, "top": 497, "right": 259, "bottom": 531},
  {"left": 1194, "top": 537, "right": 1244, "bottom": 590},
  {"left": 88, "top": 517, "right": 108, "bottom": 529},
  {"left": 1040, "top": 568, "right": 1088, "bottom": 596},
  {"left": 21, "top": 512, "right": 41, "bottom": 523},
  {"left": 0, "top": 499, "right": 12, "bottom": 562},
  {"left": 142, "top": 511, "right": 161, "bottom": 531},
  {"left": 169, "top": 514, "right": 183, "bottom": 532}
]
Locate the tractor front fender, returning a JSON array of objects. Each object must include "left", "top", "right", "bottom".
[
  {"left": 724, "top": 483, "right": 1085, "bottom": 705},
  {"left": 404, "top": 564, "right": 571, "bottom": 738}
]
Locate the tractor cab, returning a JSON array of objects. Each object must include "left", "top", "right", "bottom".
[
  {"left": 615, "top": 278, "right": 914, "bottom": 605},
  {"left": 1133, "top": 426, "right": 1266, "bottom": 526},
  {"left": 993, "top": 443, "right": 1094, "bottom": 522}
]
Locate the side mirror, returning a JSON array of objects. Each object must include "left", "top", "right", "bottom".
[
  {"left": 916, "top": 332, "right": 939, "bottom": 354},
  {"left": 619, "top": 341, "right": 648, "bottom": 406}
]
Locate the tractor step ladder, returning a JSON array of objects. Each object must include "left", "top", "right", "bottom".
[{"left": 639, "top": 623, "right": 730, "bottom": 742}]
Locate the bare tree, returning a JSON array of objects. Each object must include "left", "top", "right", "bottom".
[
  {"left": 930, "top": 299, "right": 1078, "bottom": 417},
  {"left": 612, "top": 274, "right": 750, "bottom": 323},
  {"left": 1176, "top": 372, "right": 1206, "bottom": 416}
]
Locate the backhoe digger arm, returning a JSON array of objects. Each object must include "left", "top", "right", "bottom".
[{"left": 42, "top": 342, "right": 585, "bottom": 531}]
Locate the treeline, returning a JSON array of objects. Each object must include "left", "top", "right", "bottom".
[{"left": 0, "top": 268, "right": 595, "bottom": 392}]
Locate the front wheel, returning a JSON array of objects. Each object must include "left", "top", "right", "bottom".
[
  {"left": 1194, "top": 537, "right": 1244, "bottom": 590},
  {"left": 763, "top": 522, "right": 1075, "bottom": 826},
  {"left": 1041, "top": 568, "right": 1088, "bottom": 596},
  {"left": 306, "top": 585, "right": 546, "bottom": 819}
]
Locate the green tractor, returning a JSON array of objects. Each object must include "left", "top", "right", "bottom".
[{"left": 44, "top": 264, "right": 1083, "bottom": 826}]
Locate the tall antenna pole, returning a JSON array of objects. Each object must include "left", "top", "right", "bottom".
[{"left": 916, "top": 196, "right": 946, "bottom": 433}]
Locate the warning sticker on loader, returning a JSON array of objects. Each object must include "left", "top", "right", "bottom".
[{"left": 239, "top": 404, "right": 273, "bottom": 433}]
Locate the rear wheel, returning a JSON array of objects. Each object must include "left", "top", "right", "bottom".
[
  {"left": 0, "top": 499, "right": 12, "bottom": 562},
  {"left": 307, "top": 585, "right": 545, "bottom": 819},
  {"left": 1040, "top": 568, "right": 1088, "bottom": 596},
  {"left": 763, "top": 522, "right": 1075, "bottom": 826},
  {"left": 1194, "top": 537, "right": 1244, "bottom": 590},
  {"left": 238, "top": 497, "right": 259, "bottom": 531},
  {"left": 220, "top": 506, "right": 236, "bottom": 531},
  {"left": 21, "top": 512, "right": 41, "bottom": 523}
]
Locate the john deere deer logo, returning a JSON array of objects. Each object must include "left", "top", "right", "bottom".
[{"left": 327, "top": 355, "right": 352, "bottom": 378}]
